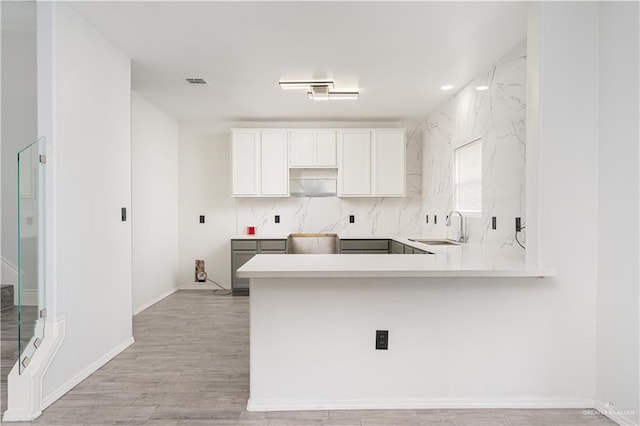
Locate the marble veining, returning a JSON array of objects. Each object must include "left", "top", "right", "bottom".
[{"left": 422, "top": 41, "right": 527, "bottom": 257}]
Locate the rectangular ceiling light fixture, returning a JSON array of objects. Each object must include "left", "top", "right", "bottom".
[
  {"left": 308, "top": 88, "right": 359, "bottom": 101},
  {"left": 307, "top": 86, "right": 330, "bottom": 101},
  {"left": 279, "top": 80, "right": 334, "bottom": 90},
  {"left": 328, "top": 91, "right": 359, "bottom": 100}
]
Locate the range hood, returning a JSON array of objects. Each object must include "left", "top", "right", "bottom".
[{"left": 289, "top": 168, "right": 337, "bottom": 197}]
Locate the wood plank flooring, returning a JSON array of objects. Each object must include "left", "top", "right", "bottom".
[{"left": 2, "top": 291, "right": 616, "bottom": 425}]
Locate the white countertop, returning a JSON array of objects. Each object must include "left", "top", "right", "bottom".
[{"left": 236, "top": 236, "right": 556, "bottom": 278}]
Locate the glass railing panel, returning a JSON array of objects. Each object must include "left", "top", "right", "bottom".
[{"left": 17, "top": 137, "right": 44, "bottom": 373}]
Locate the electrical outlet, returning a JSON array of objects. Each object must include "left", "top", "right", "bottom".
[
  {"left": 515, "top": 217, "right": 522, "bottom": 232},
  {"left": 199, "top": 215, "right": 205, "bottom": 224},
  {"left": 275, "top": 215, "right": 280, "bottom": 223},
  {"left": 376, "top": 330, "right": 388, "bottom": 350},
  {"left": 349, "top": 215, "right": 355, "bottom": 224},
  {"left": 492, "top": 217, "right": 497, "bottom": 230}
]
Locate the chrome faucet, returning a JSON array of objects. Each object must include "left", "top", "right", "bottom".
[{"left": 446, "top": 210, "right": 466, "bottom": 243}]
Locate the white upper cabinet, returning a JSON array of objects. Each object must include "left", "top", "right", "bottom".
[
  {"left": 290, "top": 130, "right": 337, "bottom": 168},
  {"left": 260, "top": 130, "right": 289, "bottom": 196},
  {"left": 231, "top": 130, "right": 260, "bottom": 196},
  {"left": 231, "top": 129, "right": 288, "bottom": 197},
  {"left": 338, "top": 130, "right": 372, "bottom": 196},
  {"left": 372, "top": 129, "right": 406, "bottom": 196},
  {"left": 338, "top": 129, "right": 405, "bottom": 197},
  {"left": 232, "top": 128, "right": 404, "bottom": 198}
]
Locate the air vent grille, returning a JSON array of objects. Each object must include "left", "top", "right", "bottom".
[{"left": 185, "top": 78, "right": 208, "bottom": 85}]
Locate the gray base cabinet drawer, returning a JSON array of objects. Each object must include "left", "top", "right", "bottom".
[
  {"left": 260, "top": 240, "right": 287, "bottom": 251},
  {"left": 231, "top": 240, "right": 258, "bottom": 250}
]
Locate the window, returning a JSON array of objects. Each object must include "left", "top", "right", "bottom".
[{"left": 454, "top": 138, "right": 482, "bottom": 215}]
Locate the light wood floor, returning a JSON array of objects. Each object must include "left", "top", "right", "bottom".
[{"left": 2, "top": 291, "right": 616, "bottom": 425}]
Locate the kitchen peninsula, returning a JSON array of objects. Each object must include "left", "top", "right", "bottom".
[{"left": 238, "top": 240, "right": 555, "bottom": 412}]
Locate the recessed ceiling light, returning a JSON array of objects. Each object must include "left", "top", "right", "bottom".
[
  {"left": 279, "top": 80, "right": 334, "bottom": 90},
  {"left": 476, "top": 85, "right": 489, "bottom": 91},
  {"left": 440, "top": 85, "right": 454, "bottom": 91}
]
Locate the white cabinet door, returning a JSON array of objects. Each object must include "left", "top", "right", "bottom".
[
  {"left": 373, "top": 129, "right": 405, "bottom": 196},
  {"left": 231, "top": 130, "right": 260, "bottom": 196},
  {"left": 315, "top": 131, "right": 337, "bottom": 167},
  {"left": 338, "top": 130, "right": 371, "bottom": 196},
  {"left": 291, "top": 130, "right": 336, "bottom": 168},
  {"left": 261, "top": 130, "right": 289, "bottom": 196},
  {"left": 290, "top": 130, "right": 314, "bottom": 167}
]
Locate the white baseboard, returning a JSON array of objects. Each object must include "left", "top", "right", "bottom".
[
  {"left": 133, "top": 287, "right": 178, "bottom": 316},
  {"left": 2, "top": 409, "right": 42, "bottom": 422},
  {"left": 594, "top": 400, "right": 637, "bottom": 426},
  {"left": 247, "top": 397, "right": 595, "bottom": 412},
  {"left": 177, "top": 282, "right": 230, "bottom": 291},
  {"left": 41, "top": 336, "right": 134, "bottom": 410}
]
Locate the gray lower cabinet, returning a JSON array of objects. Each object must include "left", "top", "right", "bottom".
[
  {"left": 340, "top": 239, "right": 390, "bottom": 254},
  {"left": 231, "top": 239, "right": 287, "bottom": 295},
  {"left": 391, "top": 240, "right": 404, "bottom": 254}
]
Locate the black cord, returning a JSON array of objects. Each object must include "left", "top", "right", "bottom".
[
  {"left": 515, "top": 226, "right": 526, "bottom": 249},
  {"left": 206, "top": 278, "right": 232, "bottom": 295}
]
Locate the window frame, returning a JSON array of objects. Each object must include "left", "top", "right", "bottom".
[{"left": 453, "top": 137, "right": 482, "bottom": 217}]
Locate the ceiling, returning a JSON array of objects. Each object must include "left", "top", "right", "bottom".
[{"left": 69, "top": 1, "right": 527, "bottom": 124}]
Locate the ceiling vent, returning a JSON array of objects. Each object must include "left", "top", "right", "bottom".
[{"left": 185, "top": 78, "right": 208, "bottom": 86}]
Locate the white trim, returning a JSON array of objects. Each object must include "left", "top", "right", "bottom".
[
  {"left": 594, "top": 400, "right": 637, "bottom": 426},
  {"left": 21, "top": 289, "right": 38, "bottom": 306},
  {"left": 133, "top": 287, "right": 177, "bottom": 316},
  {"left": 247, "top": 398, "right": 596, "bottom": 412},
  {"left": 1, "top": 256, "right": 19, "bottom": 284},
  {"left": 1, "top": 409, "right": 42, "bottom": 422},
  {"left": 41, "top": 336, "right": 134, "bottom": 410},
  {"left": 3, "top": 316, "right": 65, "bottom": 422},
  {"left": 2, "top": 257, "right": 20, "bottom": 305}
]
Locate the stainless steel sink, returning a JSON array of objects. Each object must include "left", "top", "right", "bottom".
[
  {"left": 287, "top": 233, "right": 338, "bottom": 254},
  {"left": 409, "top": 239, "right": 461, "bottom": 246}
]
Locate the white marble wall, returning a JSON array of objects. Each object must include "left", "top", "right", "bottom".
[
  {"left": 422, "top": 41, "right": 527, "bottom": 253},
  {"left": 236, "top": 125, "right": 423, "bottom": 236}
]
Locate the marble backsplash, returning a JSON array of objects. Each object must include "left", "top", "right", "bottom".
[
  {"left": 235, "top": 125, "right": 424, "bottom": 236},
  {"left": 422, "top": 41, "right": 527, "bottom": 252},
  {"left": 234, "top": 41, "right": 526, "bottom": 247}
]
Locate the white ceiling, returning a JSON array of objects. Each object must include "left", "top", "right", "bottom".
[{"left": 69, "top": 1, "right": 527, "bottom": 124}]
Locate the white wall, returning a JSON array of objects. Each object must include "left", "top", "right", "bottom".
[
  {"left": 422, "top": 41, "right": 526, "bottom": 253},
  {"left": 249, "top": 276, "right": 594, "bottom": 410},
  {"left": 177, "top": 121, "right": 421, "bottom": 290},
  {"left": 131, "top": 92, "right": 179, "bottom": 313},
  {"left": 595, "top": 3, "right": 639, "bottom": 425},
  {"left": 1, "top": 1, "right": 37, "bottom": 278},
  {"left": 533, "top": 0, "right": 600, "bottom": 413},
  {"left": 39, "top": 2, "right": 133, "bottom": 402},
  {"left": 178, "top": 125, "right": 236, "bottom": 290}
]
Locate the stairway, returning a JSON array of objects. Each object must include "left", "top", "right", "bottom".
[{"left": 1, "top": 284, "right": 14, "bottom": 311}]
